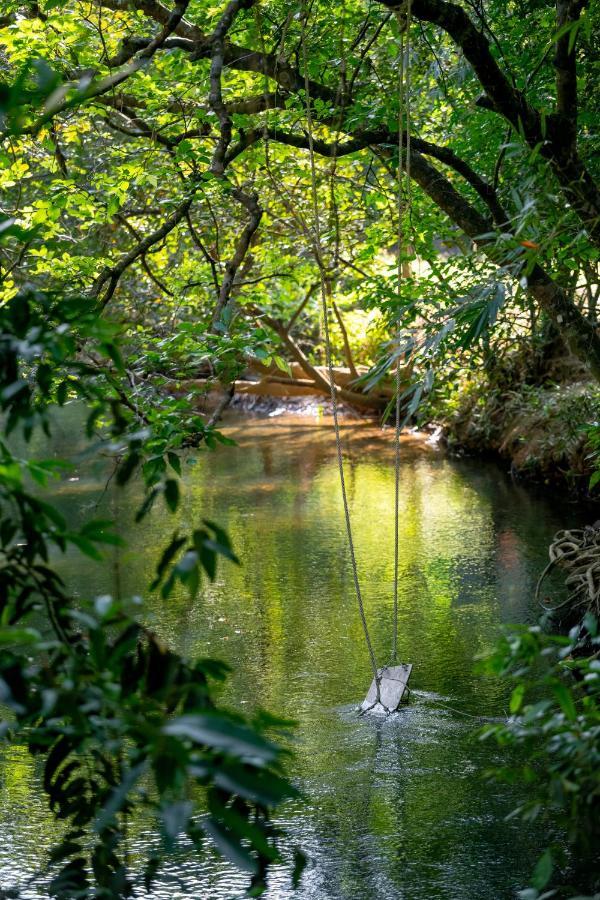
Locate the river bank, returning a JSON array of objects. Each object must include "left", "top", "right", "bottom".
[{"left": 437, "top": 378, "right": 600, "bottom": 497}]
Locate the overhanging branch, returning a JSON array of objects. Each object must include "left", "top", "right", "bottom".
[{"left": 375, "top": 0, "right": 600, "bottom": 247}]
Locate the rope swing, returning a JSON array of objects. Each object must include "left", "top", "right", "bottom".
[
  {"left": 393, "top": 1, "right": 412, "bottom": 666},
  {"left": 300, "top": 2, "right": 413, "bottom": 714}
]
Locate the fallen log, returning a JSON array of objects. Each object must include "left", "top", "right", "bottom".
[{"left": 235, "top": 377, "right": 322, "bottom": 398}]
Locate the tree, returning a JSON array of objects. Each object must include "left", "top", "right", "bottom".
[
  {"left": 1, "top": 0, "right": 597, "bottom": 410},
  {"left": 0, "top": 2, "right": 598, "bottom": 892}
]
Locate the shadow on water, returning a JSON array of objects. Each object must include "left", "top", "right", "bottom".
[{"left": 0, "top": 408, "right": 594, "bottom": 899}]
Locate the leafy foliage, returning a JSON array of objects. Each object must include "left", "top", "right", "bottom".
[
  {"left": 0, "top": 294, "right": 299, "bottom": 899},
  {"left": 2, "top": 598, "right": 298, "bottom": 897},
  {"left": 480, "top": 617, "right": 600, "bottom": 898},
  {"left": 0, "top": 0, "right": 597, "bottom": 423},
  {"left": 0, "top": 71, "right": 300, "bottom": 900}
]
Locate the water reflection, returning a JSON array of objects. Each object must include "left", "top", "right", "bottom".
[{"left": 0, "top": 410, "right": 591, "bottom": 898}]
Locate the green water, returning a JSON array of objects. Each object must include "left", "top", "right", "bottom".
[{"left": 0, "top": 410, "right": 589, "bottom": 899}]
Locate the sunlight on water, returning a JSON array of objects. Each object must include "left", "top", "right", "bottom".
[{"left": 0, "top": 410, "right": 591, "bottom": 899}]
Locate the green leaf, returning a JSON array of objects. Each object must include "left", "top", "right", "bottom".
[
  {"left": 164, "top": 714, "right": 279, "bottom": 761},
  {"left": 172, "top": 549, "right": 199, "bottom": 596},
  {"left": 510, "top": 683, "right": 525, "bottom": 714},
  {"left": 48, "top": 839, "right": 84, "bottom": 864},
  {"left": 0, "top": 461, "right": 23, "bottom": 487},
  {"left": 100, "top": 341, "right": 124, "bottom": 372},
  {"left": 161, "top": 800, "right": 193, "bottom": 844},
  {"left": 143, "top": 853, "right": 161, "bottom": 892},
  {"left": 164, "top": 478, "right": 180, "bottom": 513},
  {"left": 36, "top": 499, "right": 67, "bottom": 530},
  {"left": 80, "top": 519, "right": 124, "bottom": 546},
  {"left": 204, "top": 520, "right": 239, "bottom": 564},
  {"left": 203, "top": 817, "right": 259, "bottom": 874},
  {"left": 135, "top": 486, "right": 159, "bottom": 522},
  {"left": 552, "top": 682, "right": 576, "bottom": 721},
  {"left": 95, "top": 762, "right": 146, "bottom": 832},
  {"left": 117, "top": 452, "right": 140, "bottom": 486},
  {"left": 212, "top": 765, "right": 298, "bottom": 807},
  {"left": 43, "top": 737, "right": 75, "bottom": 794},
  {"left": 49, "top": 859, "right": 88, "bottom": 895},
  {"left": 210, "top": 800, "right": 278, "bottom": 860},
  {"left": 68, "top": 534, "right": 104, "bottom": 560},
  {"left": 292, "top": 849, "right": 307, "bottom": 888},
  {"left": 167, "top": 452, "right": 181, "bottom": 475},
  {"left": 531, "top": 848, "right": 553, "bottom": 891},
  {"left": 192, "top": 529, "right": 215, "bottom": 580},
  {"left": 151, "top": 533, "right": 187, "bottom": 590},
  {"left": 0, "top": 627, "right": 41, "bottom": 645}
]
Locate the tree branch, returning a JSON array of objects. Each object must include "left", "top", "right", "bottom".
[
  {"left": 260, "top": 313, "right": 386, "bottom": 410},
  {"left": 183, "top": 384, "right": 235, "bottom": 447},
  {"left": 115, "top": 213, "right": 174, "bottom": 296},
  {"left": 91, "top": 189, "right": 196, "bottom": 306},
  {"left": 208, "top": 0, "right": 256, "bottom": 175},
  {"left": 211, "top": 187, "right": 262, "bottom": 328},
  {"left": 376, "top": 0, "right": 600, "bottom": 247},
  {"left": 554, "top": 0, "right": 586, "bottom": 147},
  {"left": 287, "top": 282, "right": 319, "bottom": 331},
  {"left": 89, "top": 0, "right": 598, "bottom": 243},
  {"left": 185, "top": 210, "right": 221, "bottom": 296},
  {"left": 332, "top": 300, "right": 359, "bottom": 379},
  {"left": 235, "top": 126, "right": 509, "bottom": 225},
  {"left": 13, "top": 1, "right": 192, "bottom": 140},
  {"left": 381, "top": 0, "right": 537, "bottom": 131},
  {"left": 93, "top": 0, "right": 337, "bottom": 103},
  {"left": 374, "top": 144, "right": 600, "bottom": 381}
]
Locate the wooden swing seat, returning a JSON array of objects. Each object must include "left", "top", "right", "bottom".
[{"left": 360, "top": 663, "right": 413, "bottom": 715}]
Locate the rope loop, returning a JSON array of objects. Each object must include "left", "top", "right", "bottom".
[
  {"left": 537, "top": 525, "right": 600, "bottom": 617},
  {"left": 298, "top": 0, "right": 414, "bottom": 697},
  {"left": 299, "top": 0, "right": 380, "bottom": 692},
  {"left": 392, "top": 0, "right": 412, "bottom": 665}
]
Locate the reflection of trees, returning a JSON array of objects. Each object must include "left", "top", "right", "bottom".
[
  {"left": 44, "top": 411, "right": 591, "bottom": 724},
  {"left": 0, "top": 747, "right": 57, "bottom": 881},
  {"left": 4, "top": 412, "right": 585, "bottom": 896}
]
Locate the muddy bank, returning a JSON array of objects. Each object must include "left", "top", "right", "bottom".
[{"left": 440, "top": 379, "right": 600, "bottom": 494}]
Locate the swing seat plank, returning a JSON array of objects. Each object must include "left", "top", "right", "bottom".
[{"left": 361, "top": 664, "right": 412, "bottom": 715}]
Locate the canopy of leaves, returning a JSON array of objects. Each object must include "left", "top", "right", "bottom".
[{"left": 0, "top": 0, "right": 598, "bottom": 405}]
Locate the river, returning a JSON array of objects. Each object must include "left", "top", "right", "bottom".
[{"left": 0, "top": 409, "right": 589, "bottom": 899}]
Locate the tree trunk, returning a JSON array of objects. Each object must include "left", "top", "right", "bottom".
[{"left": 389, "top": 149, "right": 600, "bottom": 382}]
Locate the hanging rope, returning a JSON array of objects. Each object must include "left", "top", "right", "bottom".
[
  {"left": 392, "top": 1, "right": 412, "bottom": 664},
  {"left": 298, "top": 2, "right": 414, "bottom": 700},
  {"left": 299, "top": 4, "right": 380, "bottom": 687}
]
